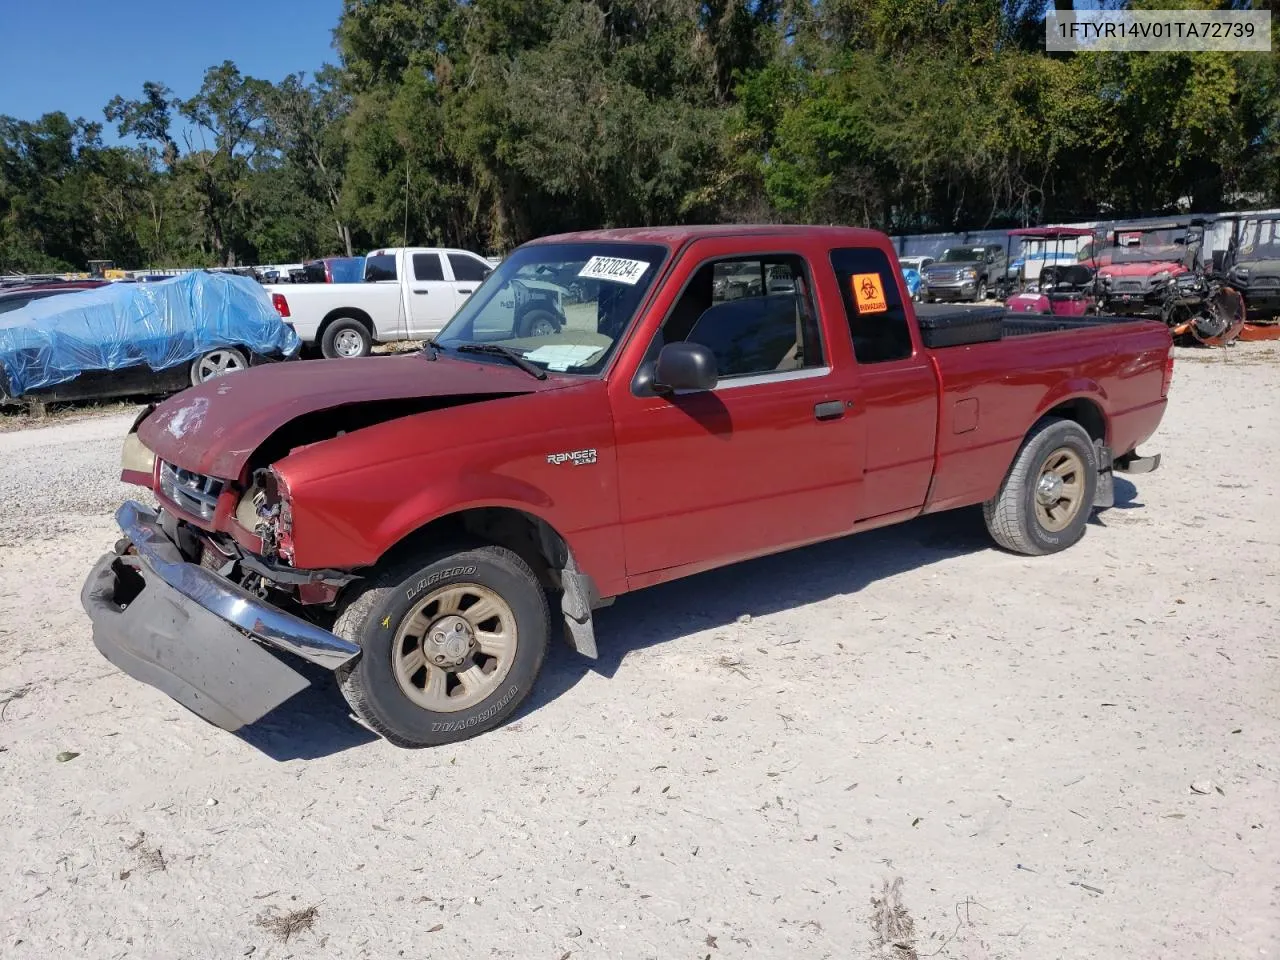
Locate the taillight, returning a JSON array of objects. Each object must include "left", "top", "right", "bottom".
[
  {"left": 271, "top": 293, "right": 291, "bottom": 318},
  {"left": 1161, "top": 342, "right": 1175, "bottom": 398}
]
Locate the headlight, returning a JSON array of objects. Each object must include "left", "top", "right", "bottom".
[
  {"left": 1152, "top": 270, "right": 1171, "bottom": 283},
  {"left": 963, "top": 268, "right": 977, "bottom": 279},
  {"left": 1099, "top": 272, "right": 1113, "bottom": 284},
  {"left": 1234, "top": 267, "right": 1250, "bottom": 279},
  {"left": 236, "top": 467, "right": 294, "bottom": 562},
  {"left": 121, "top": 433, "right": 156, "bottom": 476}
]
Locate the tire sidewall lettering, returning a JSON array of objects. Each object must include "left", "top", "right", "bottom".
[{"left": 404, "top": 565, "right": 479, "bottom": 602}]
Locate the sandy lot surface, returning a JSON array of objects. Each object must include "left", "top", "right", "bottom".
[{"left": 1, "top": 345, "right": 1277, "bottom": 960}]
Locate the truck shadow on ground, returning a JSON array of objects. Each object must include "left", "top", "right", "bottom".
[
  {"left": 237, "top": 480, "right": 1147, "bottom": 760},
  {"left": 522, "top": 505, "right": 999, "bottom": 719}
]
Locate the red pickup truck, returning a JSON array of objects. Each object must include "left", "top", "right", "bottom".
[{"left": 82, "top": 225, "right": 1172, "bottom": 748}]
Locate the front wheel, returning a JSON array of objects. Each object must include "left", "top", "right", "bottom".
[
  {"left": 983, "top": 417, "right": 1097, "bottom": 556},
  {"left": 334, "top": 545, "right": 550, "bottom": 747},
  {"left": 975, "top": 280, "right": 988, "bottom": 302},
  {"left": 515, "top": 308, "right": 560, "bottom": 339}
]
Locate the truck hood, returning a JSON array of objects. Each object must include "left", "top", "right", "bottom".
[
  {"left": 1234, "top": 257, "right": 1280, "bottom": 280},
  {"left": 138, "top": 354, "right": 563, "bottom": 479}
]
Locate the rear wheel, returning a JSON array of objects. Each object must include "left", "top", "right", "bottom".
[
  {"left": 983, "top": 417, "right": 1097, "bottom": 556},
  {"left": 321, "top": 317, "right": 373, "bottom": 358},
  {"left": 335, "top": 545, "right": 550, "bottom": 747},
  {"left": 190, "top": 347, "right": 248, "bottom": 386}
]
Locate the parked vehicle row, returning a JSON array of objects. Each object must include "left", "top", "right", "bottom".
[{"left": 264, "top": 246, "right": 498, "bottom": 358}]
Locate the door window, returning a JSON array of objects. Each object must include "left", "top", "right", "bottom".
[
  {"left": 413, "top": 253, "right": 444, "bottom": 281},
  {"left": 448, "top": 254, "right": 490, "bottom": 282},
  {"left": 829, "top": 247, "right": 914, "bottom": 364},
  {"left": 653, "top": 254, "right": 825, "bottom": 381}
]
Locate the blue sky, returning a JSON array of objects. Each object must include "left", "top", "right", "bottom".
[{"left": 0, "top": 0, "right": 343, "bottom": 142}]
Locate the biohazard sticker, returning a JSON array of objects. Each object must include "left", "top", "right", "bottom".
[{"left": 851, "top": 273, "right": 888, "bottom": 313}]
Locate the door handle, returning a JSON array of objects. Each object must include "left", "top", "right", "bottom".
[
  {"left": 458, "top": 289, "right": 474, "bottom": 295},
  {"left": 813, "top": 400, "right": 847, "bottom": 421},
  {"left": 413, "top": 289, "right": 430, "bottom": 295}
]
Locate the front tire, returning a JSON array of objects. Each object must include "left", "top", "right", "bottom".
[
  {"left": 983, "top": 417, "right": 1097, "bottom": 556},
  {"left": 515, "top": 308, "right": 560, "bottom": 339},
  {"left": 334, "top": 545, "right": 550, "bottom": 747},
  {"left": 975, "top": 280, "right": 988, "bottom": 302}
]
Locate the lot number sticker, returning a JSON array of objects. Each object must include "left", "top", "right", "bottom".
[
  {"left": 578, "top": 256, "right": 650, "bottom": 285},
  {"left": 851, "top": 273, "right": 888, "bottom": 313}
]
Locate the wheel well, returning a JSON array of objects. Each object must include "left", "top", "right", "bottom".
[
  {"left": 1045, "top": 397, "right": 1107, "bottom": 443},
  {"left": 319, "top": 308, "right": 376, "bottom": 343},
  {"left": 379, "top": 507, "right": 569, "bottom": 591}
]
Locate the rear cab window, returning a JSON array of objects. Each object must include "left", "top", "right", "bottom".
[
  {"left": 829, "top": 247, "right": 915, "bottom": 364},
  {"left": 365, "top": 254, "right": 398, "bottom": 282}
]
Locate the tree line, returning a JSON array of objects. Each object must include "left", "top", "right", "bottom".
[{"left": 1, "top": 0, "right": 1276, "bottom": 272}]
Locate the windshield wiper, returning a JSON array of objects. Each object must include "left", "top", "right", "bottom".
[{"left": 454, "top": 342, "right": 548, "bottom": 380}]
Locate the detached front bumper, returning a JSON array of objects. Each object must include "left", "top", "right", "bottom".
[{"left": 81, "top": 501, "right": 360, "bottom": 732}]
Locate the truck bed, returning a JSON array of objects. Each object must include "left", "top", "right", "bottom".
[{"left": 912, "top": 303, "right": 1151, "bottom": 348}]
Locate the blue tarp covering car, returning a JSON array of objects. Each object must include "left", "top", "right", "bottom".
[{"left": 0, "top": 272, "right": 300, "bottom": 401}]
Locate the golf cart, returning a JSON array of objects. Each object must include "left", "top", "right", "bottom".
[
  {"left": 1221, "top": 214, "right": 1280, "bottom": 322},
  {"left": 1095, "top": 220, "right": 1205, "bottom": 318},
  {"left": 1003, "top": 227, "right": 1099, "bottom": 317}
]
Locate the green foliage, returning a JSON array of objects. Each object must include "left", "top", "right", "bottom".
[{"left": 1, "top": 1, "right": 1278, "bottom": 273}]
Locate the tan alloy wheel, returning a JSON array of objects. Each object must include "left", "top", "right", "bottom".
[
  {"left": 1034, "top": 447, "right": 1086, "bottom": 532},
  {"left": 392, "top": 583, "right": 517, "bottom": 712}
]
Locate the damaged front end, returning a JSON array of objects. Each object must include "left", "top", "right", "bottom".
[{"left": 81, "top": 500, "right": 362, "bottom": 731}]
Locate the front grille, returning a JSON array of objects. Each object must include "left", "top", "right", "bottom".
[
  {"left": 158, "top": 461, "right": 226, "bottom": 522},
  {"left": 1111, "top": 280, "right": 1146, "bottom": 293},
  {"left": 926, "top": 269, "right": 965, "bottom": 284}
]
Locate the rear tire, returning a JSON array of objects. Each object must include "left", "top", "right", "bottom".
[
  {"left": 321, "top": 317, "right": 373, "bottom": 359},
  {"left": 334, "top": 545, "right": 550, "bottom": 747},
  {"left": 983, "top": 417, "right": 1097, "bottom": 556},
  {"left": 190, "top": 347, "right": 249, "bottom": 386}
]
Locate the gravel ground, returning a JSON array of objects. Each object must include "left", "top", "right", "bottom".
[{"left": 0, "top": 345, "right": 1277, "bottom": 960}]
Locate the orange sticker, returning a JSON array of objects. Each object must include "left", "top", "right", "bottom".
[{"left": 852, "top": 273, "right": 888, "bottom": 313}]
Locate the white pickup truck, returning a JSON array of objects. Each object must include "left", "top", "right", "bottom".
[{"left": 264, "top": 247, "right": 498, "bottom": 358}]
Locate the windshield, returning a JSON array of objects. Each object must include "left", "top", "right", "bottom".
[
  {"left": 1238, "top": 219, "right": 1280, "bottom": 259},
  {"left": 434, "top": 241, "right": 668, "bottom": 374},
  {"left": 1109, "top": 229, "right": 1187, "bottom": 263},
  {"left": 939, "top": 247, "right": 985, "bottom": 263}
]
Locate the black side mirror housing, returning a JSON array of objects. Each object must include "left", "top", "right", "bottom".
[{"left": 653, "top": 341, "right": 717, "bottom": 393}]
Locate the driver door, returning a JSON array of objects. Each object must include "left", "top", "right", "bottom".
[{"left": 610, "top": 241, "right": 866, "bottom": 581}]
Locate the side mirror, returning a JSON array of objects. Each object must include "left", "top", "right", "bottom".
[{"left": 653, "top": 341, "right": 717, "bottom": 394}]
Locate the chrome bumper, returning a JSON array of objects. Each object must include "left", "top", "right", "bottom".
[{"left": 80, "top": 500, "right": 360, "bottom": 731}]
